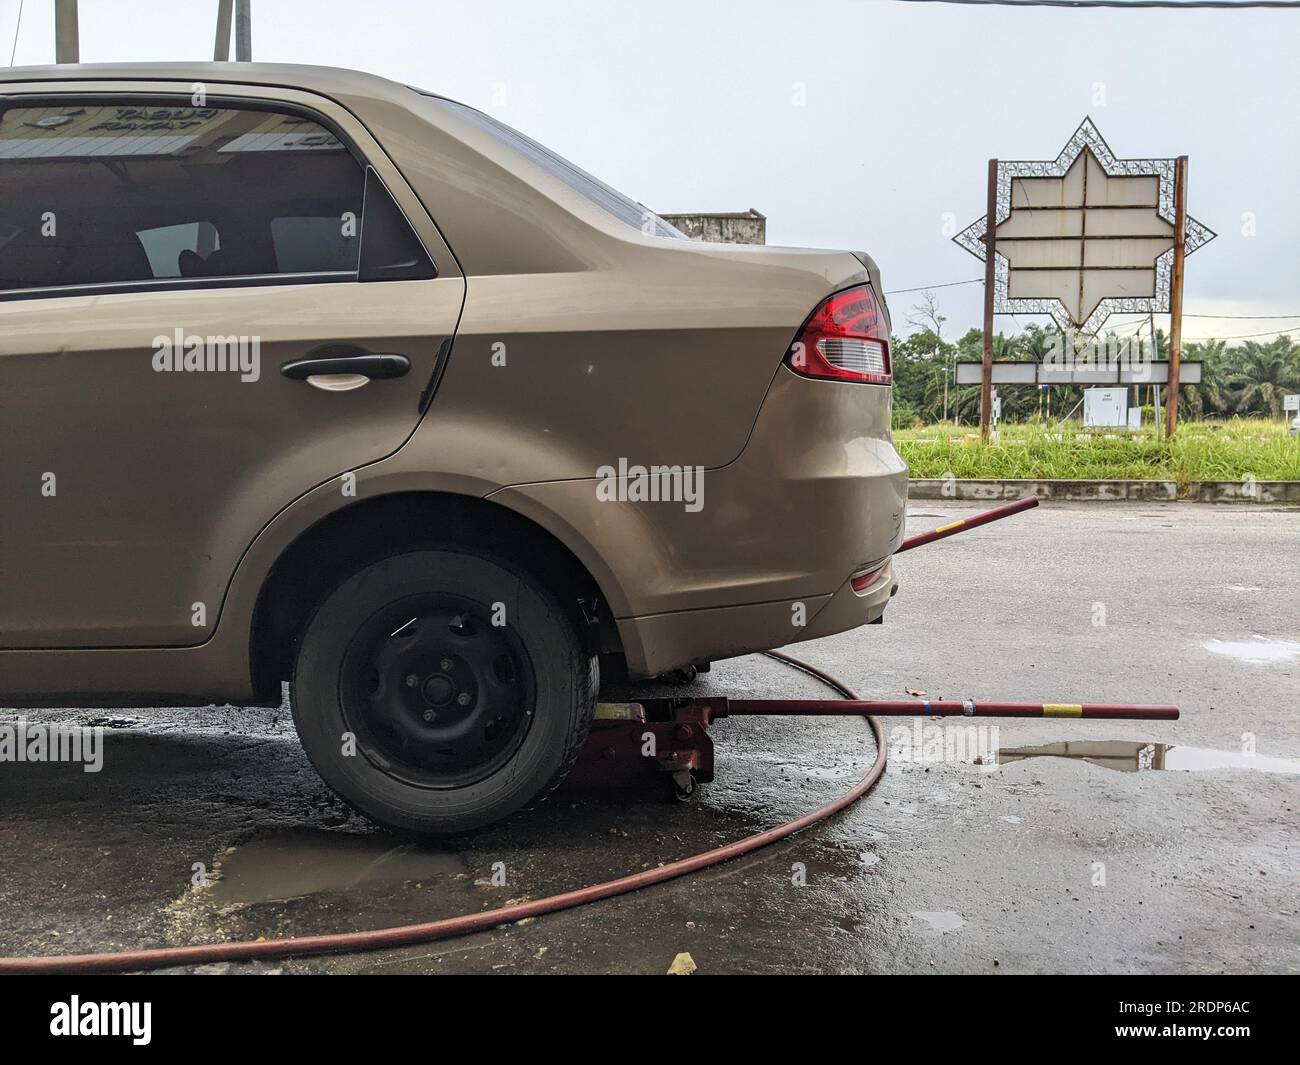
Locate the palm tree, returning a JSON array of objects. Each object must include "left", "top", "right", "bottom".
[
  {"left": 1227, "top": 336, "right": 1300, "bottom": 417},
  {"left": 1183, "top": 339, "right": 1232, "bottom": 418}
]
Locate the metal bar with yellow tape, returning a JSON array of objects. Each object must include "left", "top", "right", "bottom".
[
  {"left": 723, "top": 699, "right": 1179, "bottom": 720},
  {"left": 896, "top": 496, "right": 1039, "bottom": 554}
]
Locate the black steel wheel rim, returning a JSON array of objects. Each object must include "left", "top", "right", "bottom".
[{"left": 339, "top": 594, "right": 536, "bottom": 789}]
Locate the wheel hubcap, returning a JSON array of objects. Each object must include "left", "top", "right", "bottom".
[
  {"left": 340, "top": 596, "right": 535, "bottom": 789},
  {"left": 422, "top": 673, "right": 455, "bottom": 706}
]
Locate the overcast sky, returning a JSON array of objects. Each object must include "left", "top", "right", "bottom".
[{"left": 5, "top": 0, "right": 1298, "bottom": 340}]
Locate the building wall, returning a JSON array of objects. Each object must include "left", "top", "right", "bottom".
[{"left": 658, "top": 209, "right": 766, "bottom": 245}]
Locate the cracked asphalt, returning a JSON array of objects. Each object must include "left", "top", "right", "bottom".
[{"left": 2, "top": 501, "right": 1297, "bottom": 974}]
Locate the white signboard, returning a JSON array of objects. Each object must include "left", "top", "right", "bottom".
[
  {"left": 1284, "top": 394, "right": 1300, "bottom": 413},
  {"left": 955, "top": 361, "right": 1200, "bottom": 385},
  {"left": 1083, "top": 387, "right": 1128, "bottom": 429}
]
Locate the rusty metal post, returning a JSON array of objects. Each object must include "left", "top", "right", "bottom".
[
  {"left": 981, "top": 159, "right": 998, "bottom": 442},
  {"left": 235, "top": 0, "right": 252, "bottom": 62},
  {"left": 215, "top": 0, "right": 233, "bottom": 61},
  {"left": 54, "top": 0, "right": 78, "bottom": 63},
  {"left": 1165, "top": 155, "right": 1188, "bottom": 439}
]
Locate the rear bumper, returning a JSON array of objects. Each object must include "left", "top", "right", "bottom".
[
  {"left": 492, "top": 366, "right": 908, "bottom": 676},
  {"left": 618, "top": 558, "right": 897, "bottom": 676}
]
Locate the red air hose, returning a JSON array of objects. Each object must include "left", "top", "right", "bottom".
[{"left": 0, "top": 650, "right": 886, "bottom": 974}]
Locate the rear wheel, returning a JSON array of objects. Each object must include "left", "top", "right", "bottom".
[{"left": 291, "top": 548, "right": 596, "bottom": 833}]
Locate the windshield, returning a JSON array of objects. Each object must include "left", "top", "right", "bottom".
[{"left": 418, "top": 92, "right": 684, "bottom": 240}]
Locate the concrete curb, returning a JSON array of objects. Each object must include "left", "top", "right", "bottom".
[
  {"left": 1186, "top": 480, "right": 1300, "bottom": 504},
  {"left": 908, "top": 479, "right": 1300, "bottom": 503}
]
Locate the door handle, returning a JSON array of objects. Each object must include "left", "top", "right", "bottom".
[
  {"left": 280, "top": 353, "right": 411, "bottom": 384},
  {"left": 302, "top": 373, "right": 371, "bottom": 392}
]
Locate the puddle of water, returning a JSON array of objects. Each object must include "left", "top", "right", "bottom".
[
  {"left": 911, "top": 911, "right": 965, "bottom": 934},
  {"left": 209, "top": 829, "right": 468, "bottom": 905},
  {"left": 996, "top": 740, "right": 1300, "bottom": 775},
  {"left": 1203, "top": 636, "right": 1300, "bottom": 665}
]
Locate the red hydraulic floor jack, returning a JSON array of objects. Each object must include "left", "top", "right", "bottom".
[{"left": 569, "top": 498, "right": 1180, "bottom": 799}]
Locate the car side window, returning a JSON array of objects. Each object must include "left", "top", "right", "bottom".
[
  {"left": 0, "top": 98, "right": 435, "bottom": 295},
  {"left": 136, "top": 221, "right": 223, "bottom": 279},
  {"left": 270, "top": 216, "right": 357, "bottom": 273}
]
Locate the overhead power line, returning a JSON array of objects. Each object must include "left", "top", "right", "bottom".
[
  {"left": 893, "top": 0, "right": 1300, "bottom": 10},
  {"left": 1185, "top": 328, "right": 1298, "bottom": 341},
  {"left": 885, "top": 278, "right": 983, "bottom": 295},
  {"left": 1184, "top": 312, "right": 1300, "bottom": 319},
  {"left": 8, "top": 0, "right": 23, "bottom": 67}
]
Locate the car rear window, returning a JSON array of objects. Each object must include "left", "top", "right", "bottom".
[
  {"left": 0, "top": 101, "right": 366, "bottom": 291},
  {"left": 422, "top": 93, "right": 684, "bottom": 240}
]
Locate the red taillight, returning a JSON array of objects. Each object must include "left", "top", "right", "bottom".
[
  {"left": 850, "top": 565, "right": 887, "bottom": 593},
  {"left": 785, "top": 284, "right": 891, "bottom": 385}
]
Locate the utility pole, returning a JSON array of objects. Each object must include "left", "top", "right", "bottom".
[
  {"left": 54, "top": 0, "right": 78, "bottom": 63},
  {"left": 215, "top": 0, "right": 233, "bottom": 61},
  {"left": 1164, "top": 154, "right": 1188, "bottom": 439},
  {"left": 980, "top": 158, "right": 998, "bottom": 442},
  {"left": 235, "top": 0, "right": 252, "bottom": 62}
]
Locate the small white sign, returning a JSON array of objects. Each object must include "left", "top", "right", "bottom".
[
  {"left": 1284, "top": 394, "right": 1300, "bottom": 413},
  {"left": 1084, "top": 387, "right": 1128, "bottom": 429}
]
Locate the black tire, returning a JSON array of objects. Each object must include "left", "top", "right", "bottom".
[{"left": 291, "top": 548, "right": 597, "bottom": 834}]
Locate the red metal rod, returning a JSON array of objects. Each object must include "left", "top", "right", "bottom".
[
  {"left": 896, "top": 496, "right": 1039, "bottom": 554},
  {"left": 724, "top": 699, "right": 1179, "bottom": 720}
]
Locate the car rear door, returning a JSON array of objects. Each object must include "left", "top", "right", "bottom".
[{"left": 0, "top": 84, "right": 464, "bottom": 648}]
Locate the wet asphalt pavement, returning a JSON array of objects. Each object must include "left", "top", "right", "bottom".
[{"left": 2, "top": 502, "right": 1297, "bottom": 974}]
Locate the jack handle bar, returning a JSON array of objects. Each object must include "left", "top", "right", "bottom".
[
  {"left": 722, "top": 699, "right": 1178, "bottom": 721},
  {"left": 897, "top": 495, "right": 1039, "bottom": 554}
]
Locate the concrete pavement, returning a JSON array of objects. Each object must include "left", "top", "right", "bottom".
[{"left": 2, "top": 501, "right": 1297, "bottom": 974}]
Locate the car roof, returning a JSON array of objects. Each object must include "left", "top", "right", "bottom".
[{"left": 0, "top": 61, "right": 424, "bottom": 106}]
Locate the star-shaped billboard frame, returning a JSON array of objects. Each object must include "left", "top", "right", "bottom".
[{"left": 953, "top": 117, "right": 1215, "bottom": 337}]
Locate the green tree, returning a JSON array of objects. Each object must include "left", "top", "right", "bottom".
[
  {"left": 1183, "top": 338, "right": 1232, "bottom": 418},
  {"left": 890, "top": 328, "right": 951, "bottom": 424},
  {"left": 890, "top": 292, "right": 1298, "bottom": 426},
  {"left": 1226, "top": 336, "right": 1300, "bottom": 417}
]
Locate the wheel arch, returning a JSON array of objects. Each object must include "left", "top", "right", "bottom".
[{"left": 249, "top": 490, "right": 623, "bottom": 699}]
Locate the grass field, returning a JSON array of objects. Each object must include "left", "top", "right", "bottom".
[{"left": 895, "top": 419, "right": 1300, "bottom": 489}]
